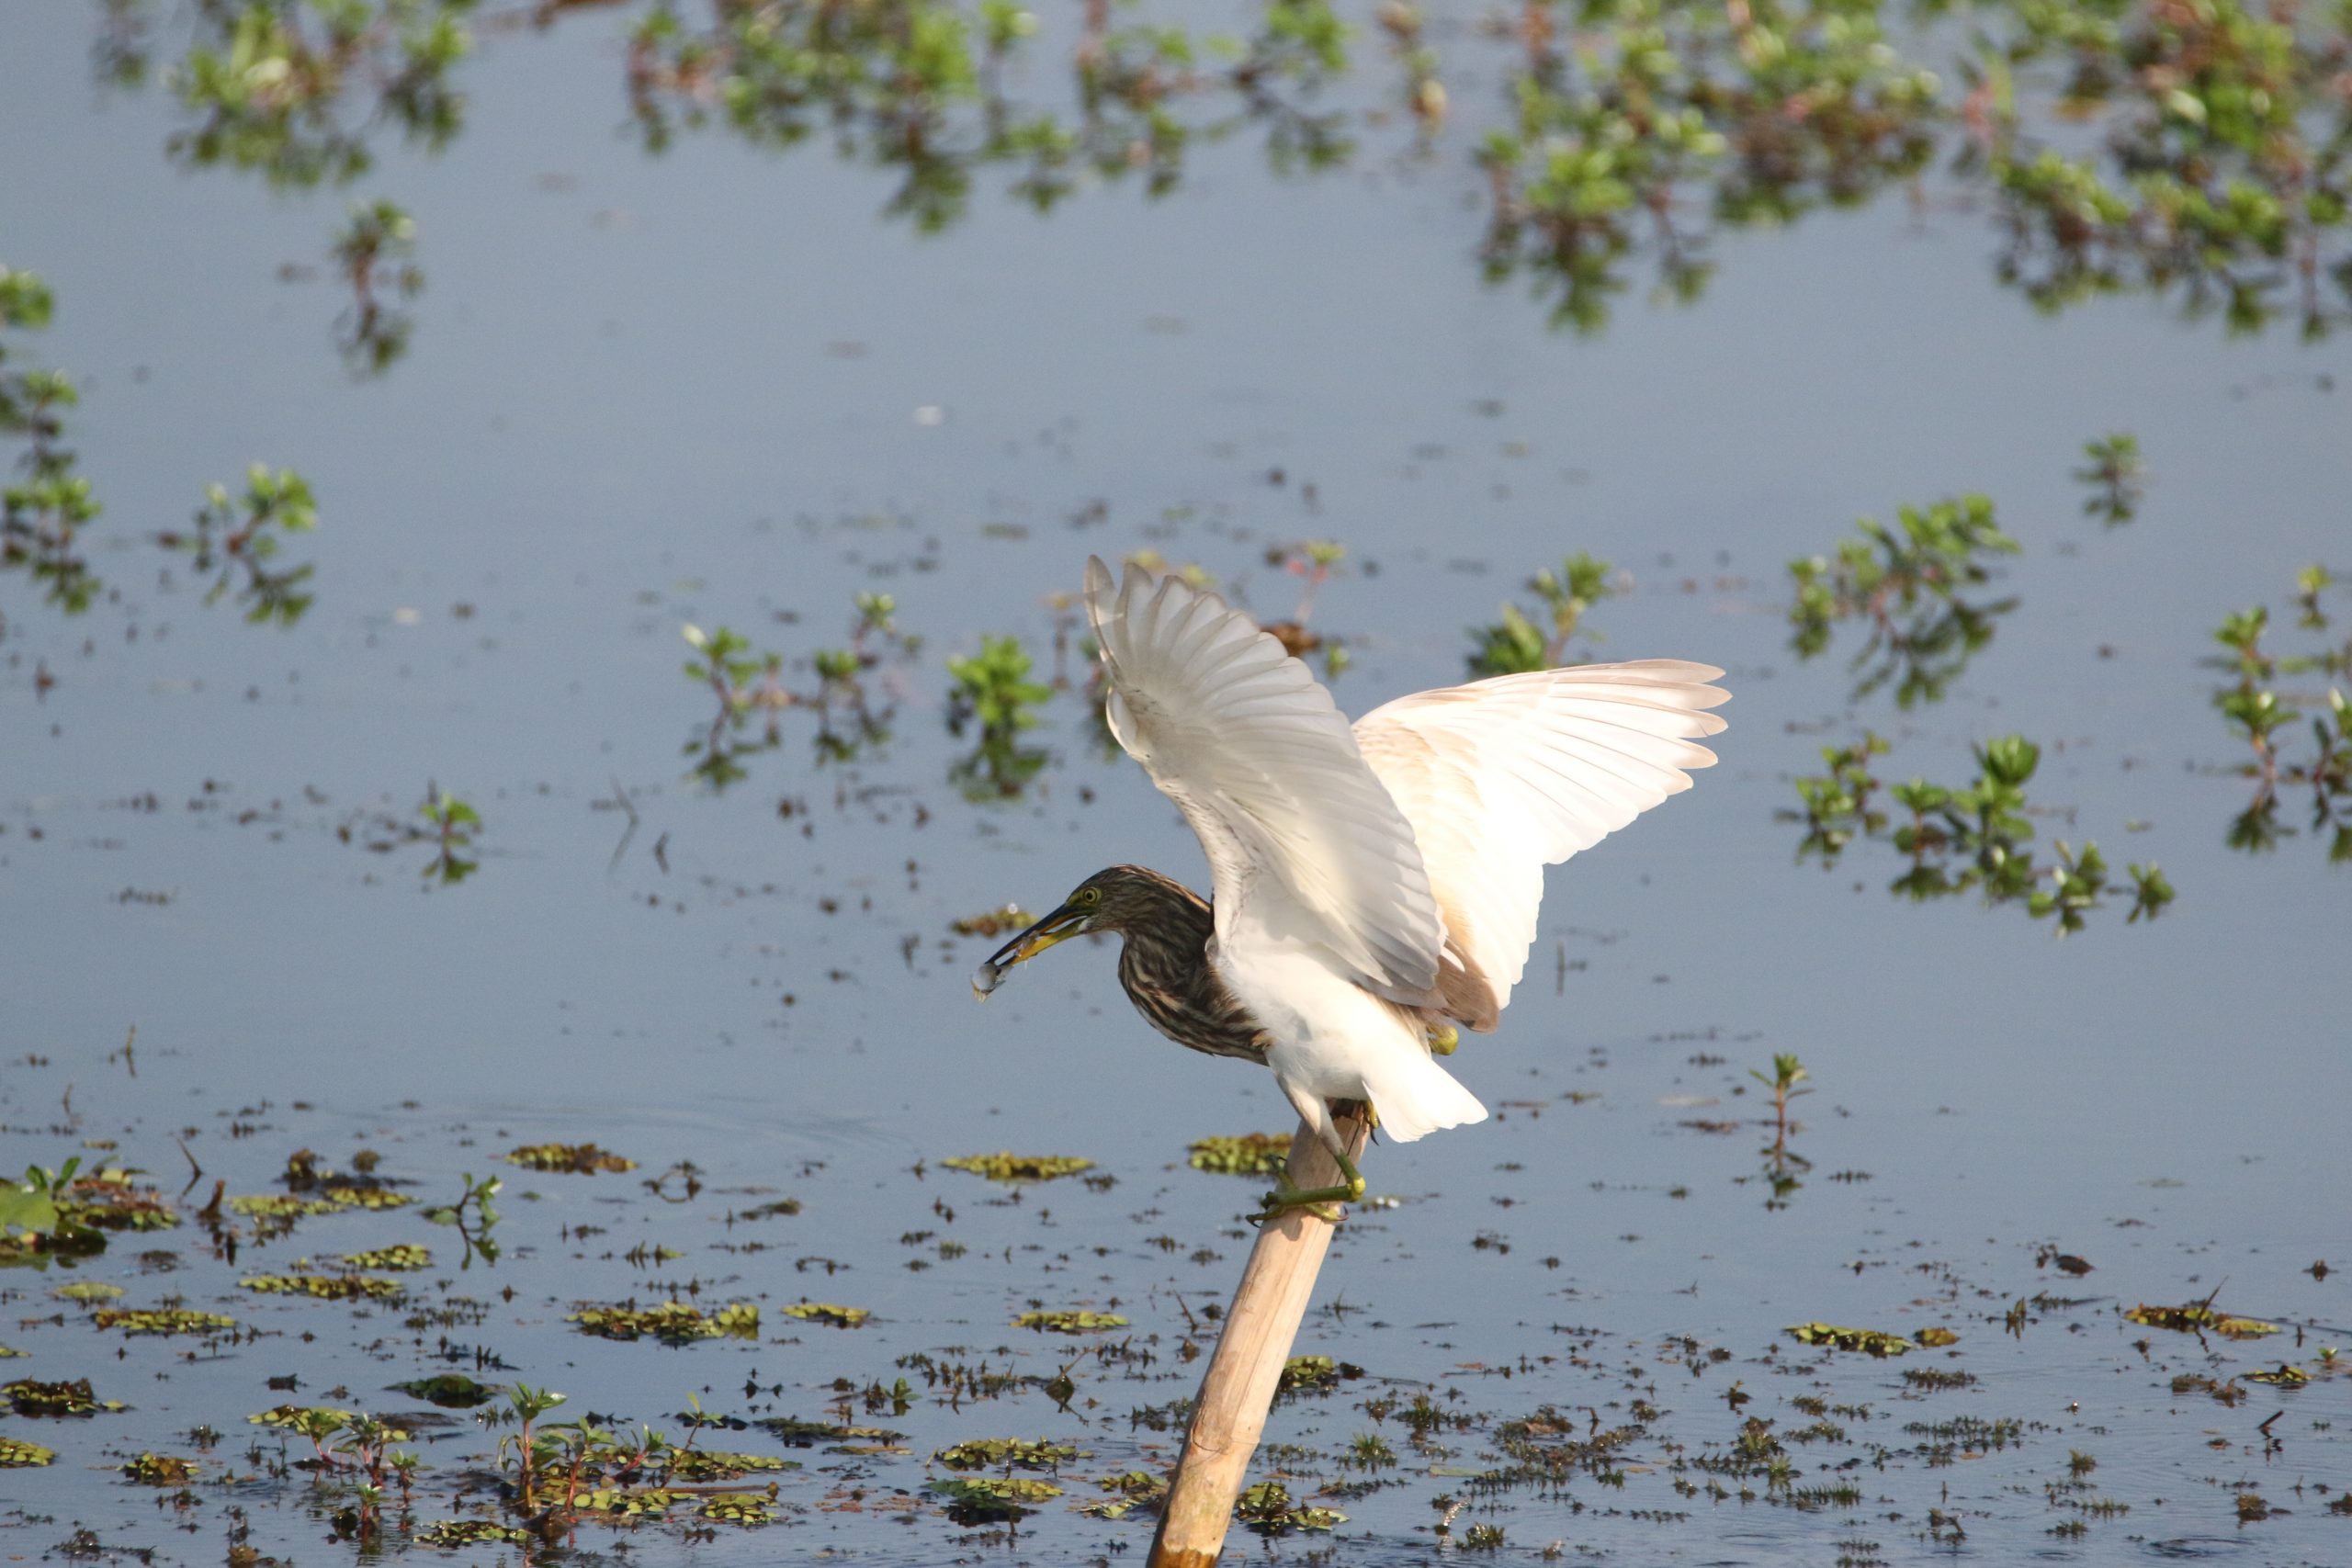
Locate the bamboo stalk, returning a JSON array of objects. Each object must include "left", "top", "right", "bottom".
[{"left": 1148, "top": 1108, "right": 1371, "bottom": 1568}]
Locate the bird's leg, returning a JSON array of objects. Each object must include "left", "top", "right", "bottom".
[{"left": 1258, "top": 1143, "right": 1365, "bottom": 1223}]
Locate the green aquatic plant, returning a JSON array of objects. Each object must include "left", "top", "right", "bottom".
[
  {"left": 1788, "top": 1322, "right": 1912, "bottom": 1357},
  {"left": 934, "top": 1437, "right": 1082, "bottom": 1471},
  {"left": 2208, "top": 578, "right": 2352, "bottom": 857},
  {"left": 93, "top": 1308, "right": 237, "bottom": 1335},
  {"left": 239, "top": 1272, "right": 404, "bottom": 1301},
  {"left": 946, "top": 634, "right": 1054, "bottom": 798},
  {"left": 0, "top": 266, "right": 101, "bottom": 619},
  {"left": 0, "top": 1436, "right": 56, "bottom": 1467},
  {"left": 331, "top": 198, "right": 421, "bottom": 374},
  {"left": 421, "top": 1169, "right": 500, "bottom": 1266},
  {"left": 1235, "top": 1478, "right": 1345, "bottom": 1533},
  {"left": 1791, "top": 732, "right": 2170, "bottom": 933},
  {"left": 568, "top": 1300, "right": 759, "bottom": 1342},
  {"left": 1789, "top": 495, "right": 2019, "bottom": 707},
  {"left": 1469, "top": 553, "right": 1615, "bottom": 674},
  {"left": 781, "top": 1302, "right": 870, "bottom": 1327},
  {"left": 159, "top": 464, "right": 320, "bottom": 626},
  {"left": 1186, "top": 1133, "right": 1291, "bottom": 1178},
  {"left": 1012, "top": 1309, "right": 1129, "bottom": 1334},
  {"left": 940, "top": 1152, "right": 1093, "bottom": 1182},
  {"left": 503, "top": 1143, "right": 636, "bottom": 1174},
  {"left": 418, "top": 785, "right": 481, "bottom": 884},
  {"left": 2075, "top": 434, "right": 2143, "bottom": 525}
]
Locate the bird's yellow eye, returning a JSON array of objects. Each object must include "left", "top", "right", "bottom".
[{"left": 1078, "top": 886, "right": 1102, "bottom": 907}]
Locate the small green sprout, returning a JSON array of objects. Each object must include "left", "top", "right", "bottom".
[
  {"left": 418, "top": 785, "right": 480, "bottom": 884},
  {"left": 1471, "top": 553, "right": 1614, "bottom": 674},
  {"left": 160, "top": 465, "right": 319, "bottom": 626},
  {"left": 2075, "top": 434, "right": 2143, "bottom": 525},
  {"left": 1789, "top": 496, "right": 2018, "bottom": 706}
]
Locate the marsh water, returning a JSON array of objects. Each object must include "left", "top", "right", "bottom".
[{"left": 2, "top": 1, "right": 2348, "bottom": 1562}]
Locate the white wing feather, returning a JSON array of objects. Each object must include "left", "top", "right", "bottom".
[
  {"left": 1355, "top": 661, "right": 1729, "bottom": 1020},
  {"left": 1083, "top": 557, "right": 1445, "bottom": 1002}
]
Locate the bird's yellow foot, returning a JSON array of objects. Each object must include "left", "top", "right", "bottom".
[{"left": 1428, "top": 1025, "right": 1459, "bottom": 1056}]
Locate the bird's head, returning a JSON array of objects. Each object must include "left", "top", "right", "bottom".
[{"left": 969, "top": 866, "right": 1166, "bottom": 998}]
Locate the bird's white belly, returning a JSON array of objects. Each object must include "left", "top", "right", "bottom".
[{"left": 1215, "top": 940, "right": 1416, "bottom": 1101}]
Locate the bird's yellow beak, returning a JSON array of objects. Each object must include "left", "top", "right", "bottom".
[{"left": 971, "top": 903, "right": 1088, "bottom": 998}]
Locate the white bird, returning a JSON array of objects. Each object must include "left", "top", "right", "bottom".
[{"left": 975, "top": 557, "right": 1728, "bottom": 1215}]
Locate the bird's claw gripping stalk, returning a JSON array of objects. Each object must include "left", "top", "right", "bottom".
[{"left": 1252, "top": 1147, "right": 1365, "bottom": 1226}]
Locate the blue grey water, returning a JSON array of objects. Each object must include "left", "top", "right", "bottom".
[{"left": 1, "top": 3, "right": 2345, "bottom": 1563}]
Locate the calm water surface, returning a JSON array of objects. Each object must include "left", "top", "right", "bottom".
[{"left": 1, "top": 2, "right": 2346, "bottom": 1562}]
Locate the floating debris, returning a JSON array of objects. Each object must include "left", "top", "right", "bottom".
[
  {"left": 1236, "top": 1480, "right": 1345, "bottom": 1533},
  {"left": 934, "top": 1437, "right": 1084, "bottom": 1472},
  {"left": 1186, "top": 1134, "right": 1291, "bottom": 1178},
  {"left": 5, "top": 1376, "right": 114, "bottom": 1416},
  {"left": 929, "top": 1475, "right": 1062, "bottom": 1518},
  {"left": 568, "top": 1300, "right": 759, "bottom": 1343},
  {"left": 1013, "top": 1310, "right": 1128, "bottom": 1334},
  {"left": 94, "top": 1308, "right": 236, "bottom": 1336},
  {"left": 339, "top": 1243, "right": 430, "bottom": 1270},
  {"left": 122, "top": 1452, "right": 196, "bottom": 1484},
  {"left": 58, "top": 1170, "right": 180, "bottom": 1233},
  {"left": 1787, "top": 1323, "right": 1914, "bottom": 1357},
  {"left": 1915, "top": 1326, "right": 1961, "bottom": 1348},
  {"left": 390, "top": 1374, "right": 501, "bottom": 1407},
  {"left": 941, "top": 1152, "right": 1094, "bottom": 1183},
  {"left": 2246, "top": 1364, "right": 2311, "bottom": 1386},
  {"left": 503, "top": 1143, "right": 638, "bottom": 1174},
  {"left": 0, "top": 1345, "right": 22, "bottom": 1358},
  {"left": 414, "top": 1519, "right": 533, "bottom": 1547},
  {"left": 0, "top": 1436, "right": 55, "bottom": 1467},
  {"left": 2123, "top": 1303, "right": 2281, "bottom": 1338},
  {"left": 781, "top": 1302, "right": 869, "bottom": 1327},
  {"left": 240, "top": 1273, "right": 405, "bottom": 1301}
]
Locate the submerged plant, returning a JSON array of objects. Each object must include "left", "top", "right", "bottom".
[
  {"left": 331, "top": 199, "right": 422, "bottom": 375},
  {"left": 418, "top": 785, "right": 480, "bottom": 884}
]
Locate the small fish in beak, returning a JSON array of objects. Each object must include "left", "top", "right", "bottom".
[{"left": 967, "top": 901, "right": 1089, "bottom": 1001}]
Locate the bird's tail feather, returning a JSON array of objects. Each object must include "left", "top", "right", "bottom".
[{"left": 1364, "top": 1047, "right": 1487, "bottom": 1144}]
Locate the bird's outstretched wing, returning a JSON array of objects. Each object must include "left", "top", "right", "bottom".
[
  {"left": 1355, "top": 662, "right": 1729, "bottom": 1028},
  {"left": 1082, "top": 557, "right": 1445, "bottom": 1005}
]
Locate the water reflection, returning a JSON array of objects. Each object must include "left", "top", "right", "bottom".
[
  {"left": 1787, "top": 495, "right": 2018, "bottom": 708},
  {"left": 2208, "top": 573, "right": 2351, "bottom": 858},
  {"left": 680, "top": 596, "right": 915, "bottom": 790},
  {"left": 88, "top": 0, "right": 2352, "bottom": 362}
]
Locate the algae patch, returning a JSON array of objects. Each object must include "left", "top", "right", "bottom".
[
  {"left": 568, "top": 1300, "right": 759, "bottom": 1342},
  {"left": 942, "top": 1152, "right": 1094, "bottom": 1182},
  {"left": 1013, "top": 1310, "right": 1128, "bottom": 1334},
  {"left": 503, "top": 1143, "right": 638, "bottom": 1174},
  {"left": 1187, "top": 1134, "right": 1291, "bottom": 1178}
]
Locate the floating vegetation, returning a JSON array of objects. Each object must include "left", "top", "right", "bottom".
[
  {"left": 1013, "top": 1310, "right": 1129, "bottom": 1334},
  {"left": 929, "top": 1474, "right": 1063, "bottom": 1518},
  {"left": 5, "top": 1376, "right": 112, "bottom": 1416},
  {"left": 568, "top": 1300, "right": 759, "bottom": 1343},
  {"left": 696, "top": 1492, "right": 775, "bottom": 1525},
  {"left": 240, "top": 1272, "right": 404, "bottom": 1301},
  {"left": 55, "top": 1280, "right": 127, "bottom": 1303},
  {"left": 1915, "top": 1327, "right": 1961, "bottom": 1348},
  {"left": 1469, "top": 554, "right": 1617, "bottom": 675},
  {"left": 934, "top": 1437, "right": 1083, "bottom": 1472},
  {"left": 93, "top": 1308, "right": 236, "bottom": 1336},
  {"left": 1789, "top": 495, "right": 2018, "bottom": 708},
  {"left": 1235, "top": 1479, "right": 1345, "bottom": 1533},
  {"left": 1186, "top": 1134, "right": 1291, "bottom": 1178},
  {"left": 1080, "top": 1471, "right": 1170, "bottom": 1519},
  {"left": 945, "top": 635, "right": 1054, "bottom": 802},
  {"left": 1788, "top": 1323, "right": 1913, "bottom": 1357},
  {"left": 413, "top": 1519, "right": 532, "bottom": 1548},
  {"left": 941, "top": 1152, "right": 1094, "bottom": 1183},
  {"left": 0, "top": 1435, "right": 55, "bottom": 1467},
  {"left": 503, "top": 1143, "right": 637, "bottom": 1174},
  {"left": 1903, "top": 1367, "right": 1977, "bottom": 1392},
  {"left": 2075, "top": 434, "right": 2143, "bottom": 526},
  {"left": 1276, "top": 1355, "right": 1362, "bottom": 1394},
  {"left": 2246, "top": 1364, "right": 2310, "bottom": 1386},
  {"left": 2207, "top": 579, "right": 2351, "bottom": 859},
  {"left": 228, "top": 1186, "right": 413, "bottom": 1219},
  {"left": 390, "top": 1374, "right": 499, "bottom": 1407},
  {"left": 55, "top": 1168, "right": 180, "bottom": 1234},
  {"left": 164, "top": 464, "right": 320, "bottom": 626},
  {"left": 951, "top": 905, "right": 1037, "bottom": 938},
  {"left": 1788, "top": 733, "right": 2173, "bottom": 933},
  {"left": 781, "top": 1302, "right": 870, "bottom": 1328},
  {"left": 757, "top": 1416, "right": 905, "bottom": 1448},
  {"left": 662, "top": 1450, "right": 798, "bottom": 1483},
  {"left": 121, "top": 1452, "right": 196, "bottom": 1484},
  {"left": 340, "top": 1244, "right": 430, "bottom": 1270},
  {"left": 2124, "top": 1302, "right": 2281, "bottom": 1338}
]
